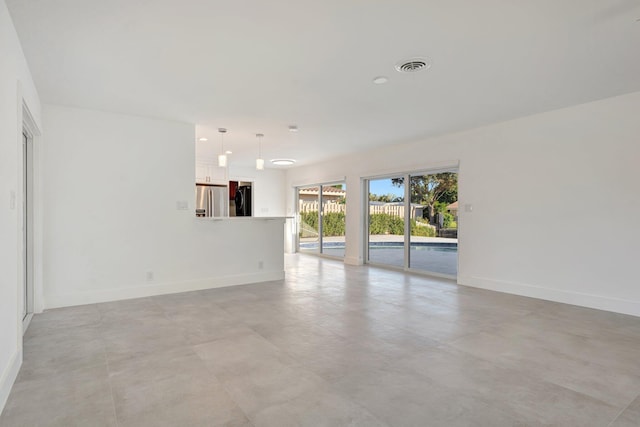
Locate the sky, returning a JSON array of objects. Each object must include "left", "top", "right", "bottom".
[{"left": 369, "top": 178, "right": 404, "bottom": 198}]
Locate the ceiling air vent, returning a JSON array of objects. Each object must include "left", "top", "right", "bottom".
[{"left": 395, "top": 58, "right": 431, "bottom": 73}]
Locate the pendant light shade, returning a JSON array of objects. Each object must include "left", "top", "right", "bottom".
[
  {"left": 256, "top": 133, "right": 264, "bottom": 171},
  {"left": 218, "top": 128, "right": 227, "bottom": 167}
]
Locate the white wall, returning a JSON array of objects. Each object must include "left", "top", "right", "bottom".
[
  {"left": 0, "top": 0, "right": 42, "bottom": 413},
  {"left": 286, "top": 91, "right": 640, "bottom": 317},
  {"left": 42, "top": 105, "right": 285, "bottom": 308}
]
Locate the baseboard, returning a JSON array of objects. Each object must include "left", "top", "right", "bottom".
[
  {"left": 44, "top": 270, "right": 285, "bottom": 309},
  {"left": 458, "top": 275, "right": 640, "bottom": 318},
  {"left": 0, "top": 348, "right": 22, "bottom": 417},
  {"left": 343, "top": 256, "right": 363, "bottom": 266}
]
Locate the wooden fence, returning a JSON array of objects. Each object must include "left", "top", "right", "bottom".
[{"left": 299, "top": 200, "right": 420, "bottom": 218}]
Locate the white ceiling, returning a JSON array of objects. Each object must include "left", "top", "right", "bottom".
[{"left": 7, "top": 0, "right": 640, "bottom": 168}]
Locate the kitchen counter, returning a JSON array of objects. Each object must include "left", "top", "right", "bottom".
[{"left": 195, "top": 216, "right": 292, "bottom": 221}]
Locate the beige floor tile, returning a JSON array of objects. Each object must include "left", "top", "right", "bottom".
[
  {"left": 396, "top": 345, "right": 621, "bottom": 426},
  {"left": 25, "top": 303, "right": 102, "bottom": 337},
  {"left": 251, "top": 388, "right": 386, "bottom": 427},
  {"left": 610, "top": 394, "right": 640, "bottom": 427},
  {"left": 18, "top": 325, "right": 106, "bottom": 381},
  {"left": 450, "top": 330, "right": 640, "bottom": 407},
  {"left": 4, "top": 254, "right": 639, "bottom": 426},
  {"left": 109, "top": 347, "right": 248, "bottom": 427},
  {"left": 0, "top": 365, "right": 117, "bottom": 427},
  {"left": 329, "top": 363, "right": 521, "bottom": 427}
]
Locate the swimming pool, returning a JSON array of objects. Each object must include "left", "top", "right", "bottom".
[
  {"left": 300, "top": 241, "right": 458, "bottom": 276},
  {"left": 300, "top": 241, "right": 458, "bottom": 251}
]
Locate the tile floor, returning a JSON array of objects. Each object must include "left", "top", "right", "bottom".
[{"left": 2, "top": 254, "right": 640, "bottom": 426}]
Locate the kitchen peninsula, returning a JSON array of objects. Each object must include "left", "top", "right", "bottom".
[{"left": 185, "top": 215, "right": 287, "bottom": 292}]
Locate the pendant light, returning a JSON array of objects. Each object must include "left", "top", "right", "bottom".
[
  {"left": 217, "top": 128, "right": 227, "bottom": 167},
  {"left": 256, "top": 133, "right": 264, "bottom": 170}
]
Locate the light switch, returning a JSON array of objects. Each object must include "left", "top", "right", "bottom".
[
  {"left": 176, "top": 200, "right": 189, "bottom": 210},
  {"left": 464, "top": 203, "right": 473, "bottom": 213},
  {"left": 9, "top": 191, "right": 16, "bottom": 210}
]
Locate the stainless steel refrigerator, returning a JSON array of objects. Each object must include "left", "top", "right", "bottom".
[{"left": 195, "top": 184, "right": 228, "bottom": 217}]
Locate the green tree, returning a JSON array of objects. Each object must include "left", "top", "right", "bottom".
[
  {"left": 391, "top": 173, "right": 457, "bottom": 222},
  {"left": 369, "top": 193, "right": 403, "bottom": 203}
]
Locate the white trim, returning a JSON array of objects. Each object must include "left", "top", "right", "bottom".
[
  {"left": 361, "top": 177, "right": 369, "bottom": 264},
  {"left": 20, "top": 98, "right": 44, "bottom": 321},
  {"left": 360, "top": 160, "right": 460, "bottom": 181},
  {"left": 291, "top": 176, "right": 346, "bottom": 188},
  {"left": 408, "top": 268, "right": 456, "bottom": 281},
  {"left": 458, "top": 275, "right": 640, "bottom": 318},
  {"left": 21, "top": 313, "right": 33, "bottom": 336},
  {"left": 43, "top": 270, "right": 285, "bottom": 309},
  {"left": 0, "top": 348, "right": 22, "bottom": 416}
]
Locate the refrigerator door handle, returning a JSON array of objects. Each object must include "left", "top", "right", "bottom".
[{"left": 208, "top": 189, "right": 213, "bottom": 217}]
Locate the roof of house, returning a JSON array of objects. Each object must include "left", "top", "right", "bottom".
[
  {"left": 447, "top": 201, "right": 458, "bottom": 210},
  {"left": 299, "top": 186, "right": 346, "bottom": 196}
]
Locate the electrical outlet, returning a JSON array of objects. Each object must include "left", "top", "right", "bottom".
[
  {"left": 176, "top": 200, "right": 189, "bottom": 210},
  {"left": 258, "top": 261, "right": 264, "bottom": 269},
  {"left": 146, "top": 271, "right": 154, "bottom": 281}
]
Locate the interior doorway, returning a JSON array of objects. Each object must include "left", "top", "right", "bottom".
[{"left": 22, "top": 128, "right": 34, "bottom": 329}]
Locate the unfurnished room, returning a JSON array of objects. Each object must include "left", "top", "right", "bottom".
[{"left": 1, "top": 1, "right": 640, "bottom": 426}]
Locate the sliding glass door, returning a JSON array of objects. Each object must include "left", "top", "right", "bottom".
[
  {"left": 366, "top": 169, "right": 458, "bottom": 277},
  {"left": 298, "top": 186, "right": 320, "bottom": 253},
  {"left": 367, "top": 177, "right": 405, "bottom": 268},
  {"left": 297, "top": 183, "right": 346, "bottom": 258},
  {"left": 408, "top": 172, "right": 458, "bottom": 276},
  {"left": 321, "top": 184, "right": 346, "bottom": 257}
]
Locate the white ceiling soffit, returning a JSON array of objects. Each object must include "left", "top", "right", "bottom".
[{"left": 7, "top": 0, "right": 640, "bottom": 167}]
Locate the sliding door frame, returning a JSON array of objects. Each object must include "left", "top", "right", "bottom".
[
  {"left": 295, "top": 181, "right": 347, "bottom": 260},
  {"left": 364, "top": 165, "right": 459, "bottom": 279}
]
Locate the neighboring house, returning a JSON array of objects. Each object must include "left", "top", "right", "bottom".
[
  {"left": 446, "top": 201, "right": 458, "bottom": 221},
  {"left": 298, "top": 186, "right": 346, "bottom": 202}
]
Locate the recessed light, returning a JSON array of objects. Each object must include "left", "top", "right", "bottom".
[
  {"left": 288, "top": 125, "right": 298, "bottom": 132},
  {"left": 198, "top": 137, "right": 208, "bottom": 141},
  {"left": 271, "top": 159, "right": 296, "bottom": 166},
  {"left": 373, "top": 76, "right": 388, "bottom": 84}
]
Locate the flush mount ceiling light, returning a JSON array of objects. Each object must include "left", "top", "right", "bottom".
[
  {"left": 217, "top": 128, "right": 227, "bottom": 167},
  {"left": 225, "top": 150, "right": 232, "bottom": 155},
  {"left": 395, "top": 57, "right": 431, "bottom": 73},
  {"left": 255, "top": 133, "right": 264, "bottom": 171},
  {"left": 372, "top": 76, "right": 388, "bottom": 84},
  {"left": 288, "top": 125, "right": 298, "bottom": 132},
  {"left": 198, "top": 137, "right": 208, "bottom": 141},
  {"left": 271, "top": 159, "right": 296, "bottom": 166}
]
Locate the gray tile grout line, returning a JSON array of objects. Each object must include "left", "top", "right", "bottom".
[
  {"left": 606, "top": 392, "right": 639, "bottom": 427},
  {"left": 99, "top": 309, "right": 121, "bottom": 427},
  {"left": 190, "top": 340, "right": 255, "bottom": 426}
]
